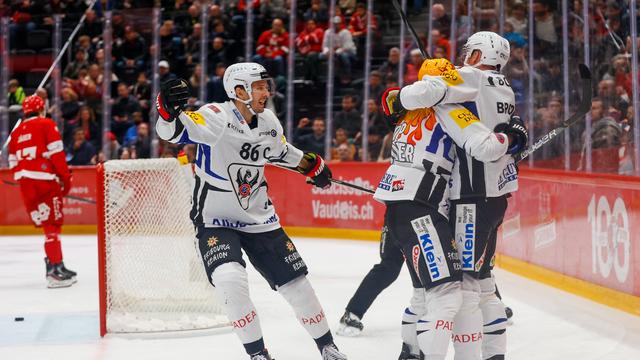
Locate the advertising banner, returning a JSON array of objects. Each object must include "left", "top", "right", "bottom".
[{"left": 498, "top": 167, "right": 640, "bottom": 297}]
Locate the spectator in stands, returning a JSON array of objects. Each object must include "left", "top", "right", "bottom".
[
  {"left": 506, "top": 1, "right": 528, "bottom": 36},
  {"left": 334, "top": 94, "right": 361, "bottom": 138},
  {"left": 66, "top": 128, "right": 96, "bottom": 166},
  {"left": 158, "top": 60, "right": 177, "bottom": 84},
  {"left": 349, "top": 2, "right": 378, "bottom": 50},
  {"left": 368, "top": 70, "right": 384, "bottom": 106},
  {"left": 97, "top": 131, "right": 120, "bottom": 162},
  {"left": 260, "top": 0, "right": 288, "bottom": 24},
  {"left": 431, "top": 3, "right": 451, "bottom": 37},
  {"left": 304, "top": 0, "right": 329, "bottom": 26},
  {"left": 132, "top": 72, "right": 151, "bottom": 114},
  {"left": 321, "top": 16, "right": 357, "bottom": 85},
  {"left": 183, "top": 22, "right": 202, "bottom": 69},
  {"left": 211, "top": 20, "right": 233, "bottom": 43},
  {"left": 207, "top": 63, "right": 229, "bottom": 103},
  {"left": 64, "top": 49, "right": 89, "bottom": 79},
  {"left": 433, "top": 44, "right": 447, "bottom": 59},
  {"left": 8, "top": 79, "right": 26, "bottom": 107},
  {"left": 378, "top": 132, "right": 393, "bottom": 162},
  {"left": 363, "top": 125, "right": 385, "bottom": 162},
  {"left": 295, "top": 117, "right": 327, "bottom": 155},
  {"left": 209, "top": 4, "right": 231, "bottom": 30},
  {"left": 77, "top": 105, "right": 100, "bottom": 148},
  {"left": 61, "top": 88, "right": 80, "bottom": 144},
  {"left": 332, "top": 128, "right": 357, "bottom": 161},
  {"left": 503, "top": 20, "right": 527, "bottom": 49},
  {"left": 111, "top": 11, "right": 127, "bottom": 40},
  {"left": 339, "top": 0, "right": 357, "bottom": 15},
  {"left": 534, "top": 96, "right": 564, "bottom": 159},
  {"left": 532, "top": 0, "right": 558, "bottom": 56},
  {"left": 430, "top": 29, "right": 451, "bottom": 60},
  {"left": 115, "top": 26, "right": 147, "bottom": 85},
  {"left": 404, "top": 48, "right": 423, "bottom": 85},
  {"left": 111, "top": 82, "right": 141, "bottom": 143},
  {"left": 296, "top": 19, "right": 324, "bottom": 83},
  {"left": 177, "top": 3, "right": 200, "bottom": 36},
  {"left": 365, "top": 99, "right": 389, "bottom": 134},
  {"left": 598, "top": 77, "right": 626, "bottom": 121},
  {"left": 35, "top": 88, "right": 50, "bottom": 116},
  {"left": 79, "top": 9, "right": 102, "bottom": 42},
  {"left": 332, "top": 142, "right": 354, "bottom": 162},
  {"left": 503, "top": 41, "right": 528, "bottom": 115},
  {"left": 189, "top": 64, "right": 203, "bottom": 97},
  {"left": 9, "top": 0, "right": 37, "bottom": 45},
  {"left": 378, "top": 47, "right": 401, "bottom": 85},
  {"left": 253, "top": 18, "right": 289, "bottom": 78},
  {"left": 131, "top": 122, "right": 152, "bottom": 159},
  {"left": 209, "top": 37, "right": 231, "bottom": 70},
  {"left": 76, "top": 35, "right": 94, "bottom": 62},
  {"left": 159, "top": 20, "right": 182, "bottom": 66},
  {"left": 123, "top": 111, "right": 144, "bottom": 147}
]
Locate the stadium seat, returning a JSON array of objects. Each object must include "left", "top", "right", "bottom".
[{"left": 26, "top": 30, "right": 51, "bottom": 51}]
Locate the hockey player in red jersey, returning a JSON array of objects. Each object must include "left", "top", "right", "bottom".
[{"left": 8, "top": 95, "right": 77, "bottom": 288}]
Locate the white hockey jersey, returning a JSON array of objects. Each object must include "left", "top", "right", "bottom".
[
  {"left": 156, "top": 101, "right": 303, "bottom": 233},
  {"left": 373, "top": 105, "right": 508, "bottom": 218},
  {"left": 399, "top": 66, "right": 518, "bottom": 200}
]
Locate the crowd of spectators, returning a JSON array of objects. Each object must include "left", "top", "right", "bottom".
[{"left": 1, "top": 0, "right": 638, "bottom": 175}]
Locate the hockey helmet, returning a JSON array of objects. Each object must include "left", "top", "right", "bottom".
[
  {"left": 22, "top": 94, "right": 45, "bottom": 115},
  {"left": 223, "top": 62, "right": 274, "bottom": 103},
  {"left": 462, "top": 31, "right": 510, "bottom": 71}
]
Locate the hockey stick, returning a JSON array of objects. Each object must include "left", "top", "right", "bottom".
[
  {"left": 1, "top": 179, "right": 96, "bottom": 204},
  {"left": 0, "top": 0, "right": 98, "bottom": 157},
  {"left": 269, "top": 163, "right": 375, "bottom": 194},
  {"left": 515, "top": 64, "right": 592, "bottom": 163},
  {"left": 391, "top": 0, "right": 431, "bottom": 59}
]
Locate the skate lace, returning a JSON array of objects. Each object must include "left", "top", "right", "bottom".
[{"left": 322, "top": 344, "right": 347, "bottom": 360}]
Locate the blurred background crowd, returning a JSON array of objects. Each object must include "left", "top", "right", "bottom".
[{"left": 0, "top": 0, "right": 638, "bottom": 175}]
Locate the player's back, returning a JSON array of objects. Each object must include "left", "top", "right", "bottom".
[{"left": 9, "top": 117, "right": 64, "bottom": 181}]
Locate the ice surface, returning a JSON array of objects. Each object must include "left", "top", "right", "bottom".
[{"left": 1, "top": 235, "right": 639, "bottom": 360}]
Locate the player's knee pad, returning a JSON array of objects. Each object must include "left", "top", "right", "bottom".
[
  {"left": 452, "top": 275, "right": 483, "bottom": 360},
  {"left": 211, "top": 262, "right": 263, "bottom": 343},
  {"left": 278, "top": 275, "right": 329, "bottom": 339},
  {"left": 416, "top": 282, "right": 463, "bottom": 359},
  {"left": 401, "top": 288, "right": 427, "bottom": 355}
]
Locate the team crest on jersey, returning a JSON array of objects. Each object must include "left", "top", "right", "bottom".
[
  {"left": 285, "top": 240, "right": 296, "bottom": 252},
  {"left": 184, "top": 111, "right": 206, "bottom": 125},
  {"left": 228, "top": 163, "right": 264, "bottom": 210},
  {"left": 391, "top": 179, "right": 405, "bottom": 192}
]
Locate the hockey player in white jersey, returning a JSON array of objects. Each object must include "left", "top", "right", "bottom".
[
  {"left": 387, "top": 32, "right": 526, "bottom": 360},
  {"left": 375, "top": 56, "right": 527, "bottom": 360},
  {"left": 155, "top": 62, "right": 347, "bottom": 360}
]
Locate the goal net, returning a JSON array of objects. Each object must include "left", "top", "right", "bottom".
[{"left": 97, "top": 158, "right": 228, "bottom": 336}]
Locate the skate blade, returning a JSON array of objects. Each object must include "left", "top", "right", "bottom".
[
  {"left": 47, "top": 278, "right": 75, "bottom": 288},
  {"left": 335, "top": 324, "right": 362, "bottom": 337}
]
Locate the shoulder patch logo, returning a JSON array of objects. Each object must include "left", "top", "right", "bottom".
[
  {"left": 449, "top": 108, "right": 479, "bottom": 129},
  {"left": 207, "top": 104, "right": 221, "bottom": 113},
  {"left": 185, "top": 111, "right": 206, "bottom": 125}
]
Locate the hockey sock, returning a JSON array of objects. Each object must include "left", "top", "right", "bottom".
[
  {"left": 452, "top": 274, "right": 483, "bottom": 360},
  {"left": 278, "top": 276, "right": 332, "bottom": 352},
  {"left": 401, "top": 288, "right": 426, "bottom": 356},
  {"left": 479, "top": 277, "right": 507, "bottom": 359},
  {"left": 43, "top": 225, "right": 62, "bottom": 264},
  {"left": 210, "top": 262, "right": 265, "bottom": 355},
  {"left": 416, "top": 282, "right": 463, "bottom": 360}
]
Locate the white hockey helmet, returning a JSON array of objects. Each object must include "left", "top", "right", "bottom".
[
  {"left": 223, "top": 62, "right": 273, "bottom": 103},
  {"left": 462, "top": 31, "right": 510, "bottom": 71}
]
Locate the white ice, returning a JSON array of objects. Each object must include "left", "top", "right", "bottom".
[{"left": 1, "top": 235, "right": 639, "bottom": 360}]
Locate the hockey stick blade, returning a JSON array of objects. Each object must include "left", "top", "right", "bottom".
[
  {"left": 2, "top": 179, "right": 96, "bottom": 204},
  {"left": 516, "top": 64, "right": 592, "bottom": 163},
  {"left": 391, "top": 0, "right": 431, "bottom": 59}
]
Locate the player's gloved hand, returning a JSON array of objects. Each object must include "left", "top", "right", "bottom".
[
  {"left": 297, "top": 152, "right": 332, "bottom": 189},
  {"left": 157, "top": 78, "right": 191, "bottom": 122},
  {"left": 495, "top": 115, "right": 528, "bottom": 155},
  {"left": 381, "top": 87, "right": 406, "bottom": 124},
  {"left": 61, "top": 175, "right": 72, "bottom": 196}
]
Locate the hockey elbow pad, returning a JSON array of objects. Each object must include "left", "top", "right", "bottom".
[{"left": 297, "top": 152, "right": 332, "bottom": 189}]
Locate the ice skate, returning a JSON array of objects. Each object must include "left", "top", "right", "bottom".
[
  {"left": 45, "top": 257, "right": 76, "bottom": 288},
  {"left": 336, "top": 310, "right": 363, "bottom": 337},
  {"left": 398, "top": 343, "right": 423, "bottom": 360},
  {"left": 321, "top": 343, "right": 347, "bottom": 360},
  {"left": 250, "top": 349, "right": 273, "bottom": 360}
]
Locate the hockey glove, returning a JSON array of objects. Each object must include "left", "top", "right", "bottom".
[
  {"left": 157, "top": 78, "right": 191, "bottom": 122},
  {"left": 495, "top": 115, "right": 528, "bottom": 155},
  {"left": 60, "top": 175, "right": 72, "bottom": 196},
  {"left": 297, "top": 152, "right": 332, "bottom": 189},
  {"left": 381, "top": 87, "right": 406, "bottom": 124}
]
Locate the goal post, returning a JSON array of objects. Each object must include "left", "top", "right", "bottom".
[{"left": 97, "top": 158, "right": 229, "bottom": 336}]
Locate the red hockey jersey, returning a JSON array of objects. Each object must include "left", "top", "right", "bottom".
[
  {"left": 8, "top": 116, "right": 70, "bottom": 181},
  {"left": 256, "top": 30, "right": 290, "bottom": 58}
]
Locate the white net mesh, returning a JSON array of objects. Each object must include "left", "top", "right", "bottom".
[{"left": 101, "top": 159, "right": 228, "bottom": 333}]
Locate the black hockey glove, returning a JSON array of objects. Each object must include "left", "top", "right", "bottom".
[
  {"left": 381, "top": 87, "right": 407, "bottom": 125},
  {"left": 495, "top": 115, "right": 528, "bottom": 155},
  {"left": 297, "top": 152, "right": 332, "bottom": 189},
  {"left": 156, "top": 78, "right": 191, "bottom": 122}
]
